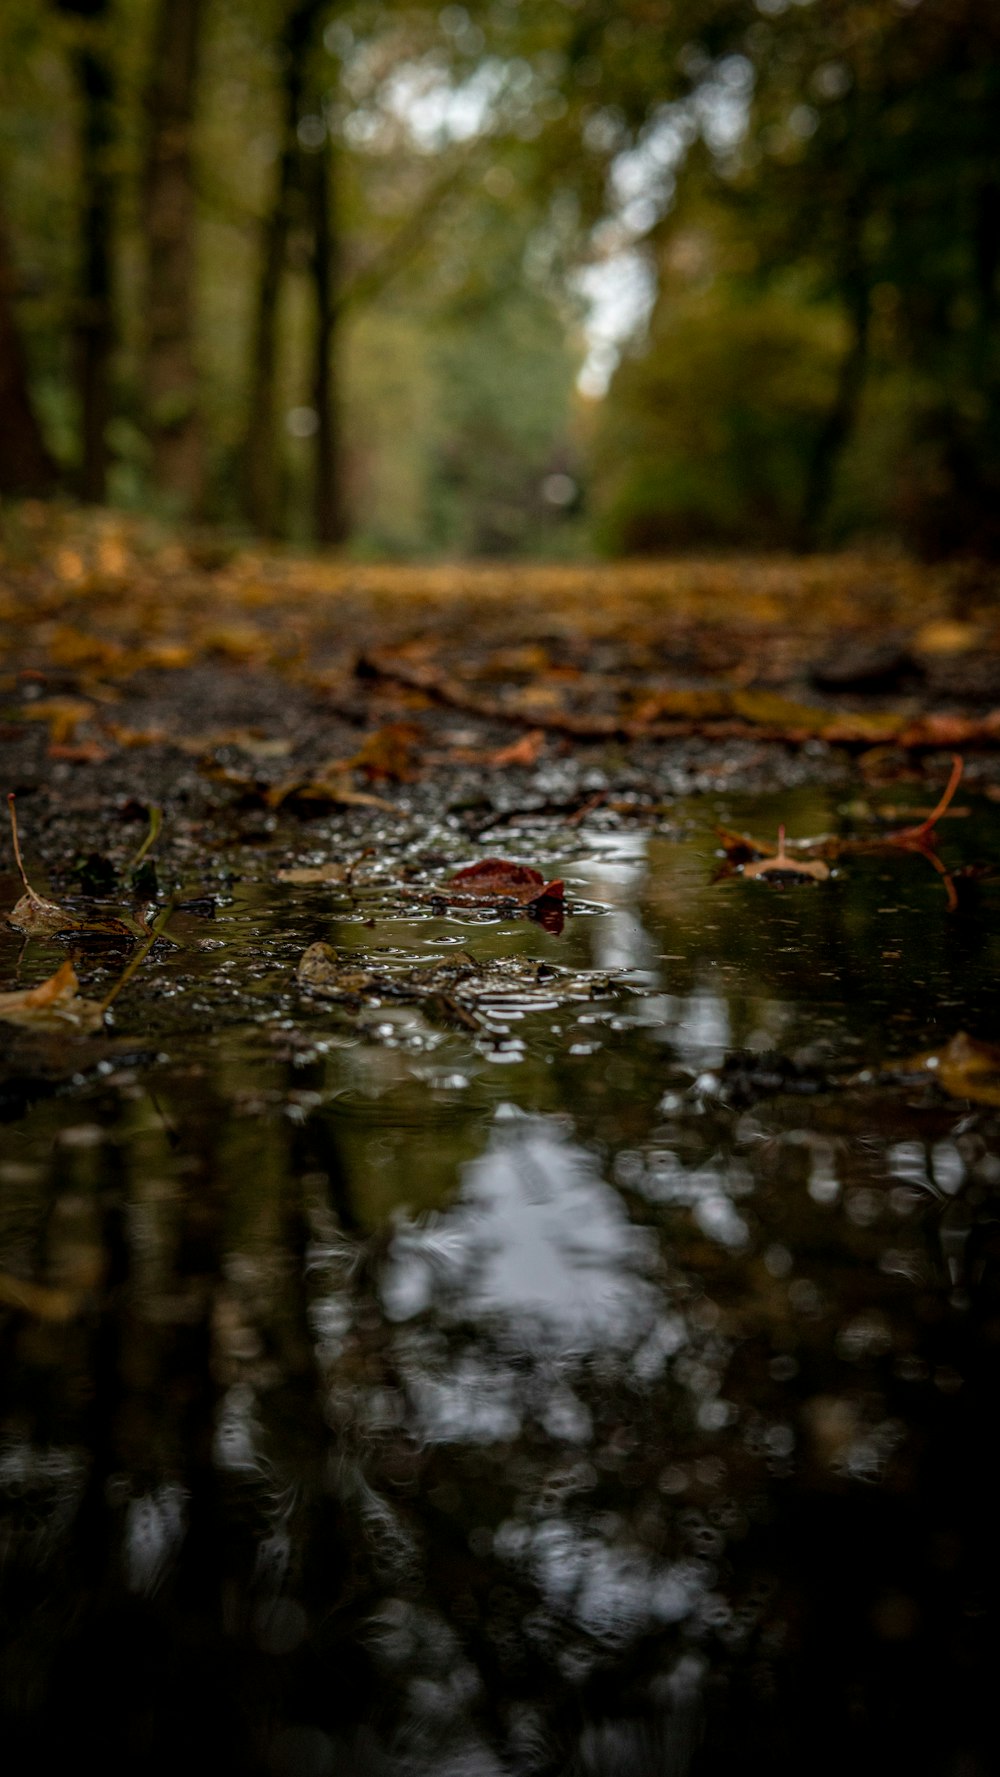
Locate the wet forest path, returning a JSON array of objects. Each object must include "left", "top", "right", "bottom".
[{"left": 3, "top": 510, "right": 1000, "bottom": 1776}]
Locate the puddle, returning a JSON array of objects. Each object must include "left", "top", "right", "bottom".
[{"left": 3, "top": 785, "right": 1000, "bottom": 1771}]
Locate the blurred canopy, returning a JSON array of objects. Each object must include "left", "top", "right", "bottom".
[{"left": 0, "top": 0, "right": 997, "bottom": 556}]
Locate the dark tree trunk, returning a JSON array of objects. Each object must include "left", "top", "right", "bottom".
[
  {"left": 243, "top": 0, "right": 326, "bottom": 537},
  {"left": 0, "top": 210, "right": 59, "bottom": 497},
  {"left": 68, "top": 0, "right": 116, "bottom": 504},
  {"left": 797, "top": 156, "right": 872, "bottom": 553},
  {"left": 797, "top": 285, "right": 870, "bottom": 551},
  {"left": 142, "top": 0, "right": 205, "bottom": 512},
  {"left": 308, "top": 126, "right": 347, "bottom": 545}
]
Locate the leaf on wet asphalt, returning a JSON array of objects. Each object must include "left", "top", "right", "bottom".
[
  {"left": 265, "top": 767, "right": 399, "bottom": 814},
  {"left": 742, "top": 826, "right": 831, "bottom": 882},
  {"left": 6, "top": 794, "right": 149, "bottom": 938},
  {"left": 16, "top": 695, "right": 96, "bottom": 747},
  {"left": 891, "top": 1031, "right": 1000, "bottom": 1106},
  {"left": 488, "top": 729, "right": 547, "bottom": 767},
  {"left": 0, "top": 959, "right": 104, "bottom": 1033},
  {"left": 347, "top": 722, "right": 423, "bottom": 781},
  {"left": 448, "top": 858, "right": 565, "bottom": 902}
]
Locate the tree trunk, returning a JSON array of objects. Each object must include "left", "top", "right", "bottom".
[
  {"left": 309, "top": 126, "right": 347, "bottom": 545},
  {"left": 70, "top": 1, "right": 116, "bottom": 504},
  {"left": 0, "top": 210, "right": 58, "bottom": 497},
  {"left": 797, "top": 165, "right": 871, "bottom": 553},
  {"left": 243, "top": 0, "right": 326, "bottom": 537},
  {"left": 142, "top": 0, "right": 205, "bottom": 512},
  {"left": 797, "top": 288, "right": 870, "bottom": 551}
]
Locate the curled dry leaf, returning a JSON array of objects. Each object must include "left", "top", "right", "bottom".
[
  {"left": 447, "top": 858, "right": 565, "bottom": 903},
  {"left": 6, "top": 793, "right": 147, "bottom": 938},
  {"left": 741, "top": 827, "right": 830, "bottom": 883},
  {"left": 0, "top": 959, "right": 104, "bottom": 1033}
]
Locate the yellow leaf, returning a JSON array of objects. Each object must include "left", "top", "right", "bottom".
[
  {"left": 894, "top": 1032, "right": 1000, "bottom": 1106},
  {"left": 0, "top": 960, "right": 104, "bottom": 1033}
]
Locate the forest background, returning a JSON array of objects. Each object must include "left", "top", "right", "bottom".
[{"left": 0, "top": 0, "right": 997, "bottom": 564}]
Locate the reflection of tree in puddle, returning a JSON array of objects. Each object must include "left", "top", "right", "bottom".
[{"left": 2, "top": 1020, "right": 1000, "bottom": 1771}]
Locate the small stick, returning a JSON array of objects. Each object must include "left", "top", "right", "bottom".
[
  {"left": 125, "top": 804, "right": 163, "bottom": 874},
  {"left": 98, "top": 899, "right": 175, "bottom": 1013}
]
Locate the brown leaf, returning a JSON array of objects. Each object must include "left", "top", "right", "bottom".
[
  {"left": 17, "top": 696, "right": 96, "bottom": 747},
  {"left": 348, "top": 723, "right": 423, "bottom": 782},
  {"left": 447, "top": 858, "right": 565, "bottom": 903},
  {"left": 296, "top": 942, "right": 377, "bottom": 996},
  {"left": 276, "top": 863, "right": 348, "bottom": 885},
  {"left": 716, "top": 825, "right": 778, "bottom": 864},
  {"left": 489, "top": 729, "right": 546, "bottom": 768},
  {"left": 5, "top": 793, "right": 148, "bottom": 938},
  {"left": 892, "top": 1031, "right": 1000, "bottom": 1106},
  {"left": 0, "top": 959, "right": 104, "bottom": 1033},
  {"left": 742, "top": 827, "right": 831, "bottom": 883},
  {"left": 265, "top": 768, "right": 399, "bottom": 814}
]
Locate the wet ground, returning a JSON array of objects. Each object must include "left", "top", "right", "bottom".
[{"left": 3, "top": 527, "right": 1000, "bottom": 1774}]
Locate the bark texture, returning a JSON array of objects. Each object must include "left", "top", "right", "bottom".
[{"left": 142, "top": 0, "right": 205, "bottom": 510}]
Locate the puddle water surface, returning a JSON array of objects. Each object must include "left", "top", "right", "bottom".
[{"left": 2, "top": 786, "right": 1000, "bottom": 1774}]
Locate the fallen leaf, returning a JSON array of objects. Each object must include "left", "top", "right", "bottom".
[
  {"left": 277, "top": 863, "right": 348, "bottom": 885},
  {"left": 265, "top": 768, "right": 399, "bottom": 814},
  {"left": 5, "top": 793, "right": 149, "bottom": 938},
  {"left": 48, "top": 737, "right": 111, "bottom": 764},
  {"left": 0, "top": 959, "right": 104, "bottom": 1033},
  {"left": 914, "top": 620, "right": 980, "bottom": 655},
  {"left": 448, "top": 858, "right": 565, "bottom": 902},
  {"left": 297, "top": 942, "right": 378, "bottom": 996},
  {"left": 716, "top": 826, "right": 778, "bottom": 864},
  {"left": 17, "top": 696, "right": 96, "bottom": 746},
  {"left": 489, "top": 729, "right": 546, "bottom": 768},
  {"left": 891, "top": 1031, "right": 1000, "bottom": 1106},
  {"left": 730, "top": 690, "right": 830, "bottom": 734},
  {"left": 347, "top": 723, "right": 423, "bottom": 782},
  {"left": 742, "top": 827, "right": 831, "bottom": 883}
]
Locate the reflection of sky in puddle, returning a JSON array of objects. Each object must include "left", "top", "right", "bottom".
[{"left": 384, "top": 1109, "right": 658, "bottom": 1353}]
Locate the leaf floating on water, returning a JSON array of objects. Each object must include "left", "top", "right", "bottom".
[
  {"left": 716, "top": 825, "right": 778, "bottom": 864},
  {"left": 892, "top": 1031, "right": 1000, "bottom": 1107},
  {"left": 277, "top": 863, "right": 349, "bottom": 885},
  {"left": 741, "top": 826, "right": 830, "bottom": 883},
  {"left": 0, "top": 959, "right": 104, "bottom": 1033},
  {"left": 447, "top": 858, "right": 565, "bottom": 903},
  {"left": 296, "top": 942, "right": 378, "bottom": 997}
]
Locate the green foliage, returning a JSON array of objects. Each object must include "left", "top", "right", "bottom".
[
  {"left": 0, "top": 0, "right": 998, "bottom": 554},
  {"left": 594, "top": 293, "right": 841, "bottom": 552}
]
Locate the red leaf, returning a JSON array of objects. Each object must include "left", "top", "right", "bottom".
[{"left": 448, "top": 858, "right": 565, "bottom": 903}]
